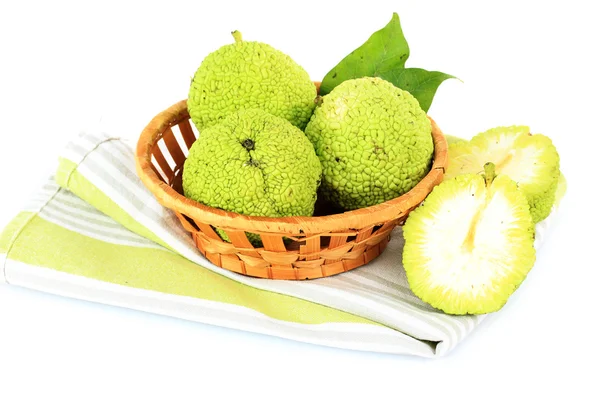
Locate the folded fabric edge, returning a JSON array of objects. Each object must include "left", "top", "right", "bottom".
[
  {"left": 3, "top": 257, "right": 437, "bottom": 357},
  {"left": 56, "top": 157, "right": 173, "bottom": 251}
]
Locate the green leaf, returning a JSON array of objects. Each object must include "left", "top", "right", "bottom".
[
  {"left": 319, "top": 12, "right": 457, "bottom": 112},
  {"left": 378, "top": 68, "right": 457, "bottom": 112},
  {"left": 320, "top": 12, "right": 409, "bottom": 95}
]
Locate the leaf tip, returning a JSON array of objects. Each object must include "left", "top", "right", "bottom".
[
  {"left": 444, "top": 73, "right": 463, "bottom": 84},
  {"left": 387, "top": 12, "right": 401, "bottom": 28}
]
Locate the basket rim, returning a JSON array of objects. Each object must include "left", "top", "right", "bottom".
[{"left": 135, "top": 99, "right": 448, "bottom": 235}]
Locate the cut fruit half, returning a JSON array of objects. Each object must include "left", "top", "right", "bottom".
[
  {"left": 403, "top": 163, "right": 536, "bottom": 315},
  {"left": 446, "top": 126, "right": 560, "bottom": 223}
]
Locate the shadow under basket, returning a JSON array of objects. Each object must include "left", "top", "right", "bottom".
[{"left": 135, "top": 100, "right": 448, "bottom": 280}]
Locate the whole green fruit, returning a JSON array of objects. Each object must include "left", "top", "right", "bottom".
[
  {"left": 305, "top": 77, "right": 434, "bottom": 210},
  {"left": 188, "top": 31, "right": 317, "bottom": 131},
  {"left": 182, "top": 108, "right": 322, "bottom": 224}
]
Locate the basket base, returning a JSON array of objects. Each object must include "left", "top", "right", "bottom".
[{"left": 193, "top": 230, "right": 392, "bottom": 280}]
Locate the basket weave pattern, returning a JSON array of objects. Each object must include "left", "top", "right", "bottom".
[{"left": 136, "top": 100, "right": 448, "bottom": 280}]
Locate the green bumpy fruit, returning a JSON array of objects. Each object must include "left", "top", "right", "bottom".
[
  {"left": 182, "top": 109, "right": 322, "bottom": 244},
  {"left": 188, "top": 31, "right": 317, "bottom": 131},
  {"left": 403, "top": 163, "right": 536, "bottom": 315},
  {"left": 446, "top": 125, "right": 560, "bottom": 223},
  {"left": 304, "top": 77, "right": 434, "bottom": 211}
]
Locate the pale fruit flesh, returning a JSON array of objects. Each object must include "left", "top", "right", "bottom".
[{"left": 402, "top": 167, "right": 536, "bottom": 315}]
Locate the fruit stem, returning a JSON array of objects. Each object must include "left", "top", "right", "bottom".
[
  {"left": 242, "top": 138, "right": 255, "bottom": 151},
  {"left": 231, "top": 30, "right": 243, "bottom": 43},
  {"left": 483, "top": 162, "right": 496, "bottom": 187}
]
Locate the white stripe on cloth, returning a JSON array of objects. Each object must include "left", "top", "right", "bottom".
[
  {"left": 23, "top": 176, "right": 164, "bottom": 249},
  {"left": 22, "top": 179, "right": 61, "bottom": 213},
  {"left": 38, "top": 208, "right": 164, "bottom": 250},
  {"left": 332, "top": 274, "right": 465, "bottom": 344}
]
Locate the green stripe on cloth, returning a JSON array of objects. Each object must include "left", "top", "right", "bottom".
[
  {"left": 0, "top": 212, "right": 35, "bottom": 254},
  {"left": 56, "top": 157, "right": 173, "bottom": 251},
  {"left": 4, "top": 214, "right": 377, "bottom": 326}
]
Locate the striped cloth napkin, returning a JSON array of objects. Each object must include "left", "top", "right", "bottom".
[{"left": 0, "top": 132, "right": 562, "bottom": 357}]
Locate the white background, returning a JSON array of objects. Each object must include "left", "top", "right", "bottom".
[{"left": 1, "top": 0, "right": 598, "bottom": 398}]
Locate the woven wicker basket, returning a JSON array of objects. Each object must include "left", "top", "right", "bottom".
[{"left": 135, "top": 92, "right": 448, "bottom": 280}]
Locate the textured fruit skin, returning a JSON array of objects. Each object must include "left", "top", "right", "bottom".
[
  {"left": 445, "top": 134, "right": 467, "bottom": 146},
  {"left": 188, "top": 40, "right": 316, "bottom": 131},
  {"left": 446, "top": 126, "right": 560, "bottom": 223},
  {"left": 182, "top": 109, "right": 322, "bottom": 226},
  {"left": 304, "top": 77, "right": 434, "bottom": 211},
  {"left": 402, "top": 172, "right": 536, "bottom": 315}
]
